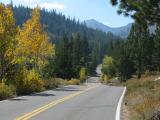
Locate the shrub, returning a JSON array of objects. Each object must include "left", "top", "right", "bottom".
[
  {"left": 0, "top": 83, "right": 16, "bottom": 100},
  {"left": 15, "top": 69, "right": 44, "bottom": 95},
  {"left": 14, "top": 66, "right": 27, "bottom": 95},
  {"left": 67, "top": 79, "right": 80, "bottom": 85},
  {"left": 100, "top": 74, "right": 111, "bottom": 84},
  {"left": 24, "top": 69, "right": 44, "bottom": 94},
  {"left": 44, "top": 78, "right": 61, "bottom": 89},
  {"left": 79, "top": 67, "right": 87, "bottom": 83},
  {"left": 102, "top": 56, "right": 116, "bottom": 78}
]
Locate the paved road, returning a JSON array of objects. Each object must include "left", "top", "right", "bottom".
[{"left": 0, "top": 77, "right": 124, "bottom": 120}]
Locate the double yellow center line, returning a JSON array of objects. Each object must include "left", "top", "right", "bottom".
[{"left": 16, "top": 85, "right": 98, "bottom": 120}]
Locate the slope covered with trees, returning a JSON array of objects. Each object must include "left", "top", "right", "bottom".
[{"left": 13, "top": 6, "right": 123, "bottom": 78}]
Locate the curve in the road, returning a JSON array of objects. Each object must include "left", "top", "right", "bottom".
[{"left": 115, "top": 87, "right": 126, "bottom": 120}]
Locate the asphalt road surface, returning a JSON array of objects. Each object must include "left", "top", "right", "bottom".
[{"left": 0, "top": 77, "right": 125, "bottom": 120}]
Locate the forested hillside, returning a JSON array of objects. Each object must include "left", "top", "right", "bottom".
[
  {"left": 13, "top": 6, "right": 123, "bottom": 77},
  {"left": 13, "top": 6, "right": 117, "bottom": 43}
]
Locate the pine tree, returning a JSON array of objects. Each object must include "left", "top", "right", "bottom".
[
  {"left": 71, "top": 33, "right": 82, "bottom": 76},
  {"left": 118, "top": 42, "right": 135, "bottom": 81},
  {"left": 55, "top": 35, "right": 73, "bottom": 79},
  {"left": 127, "top": 23, "right": 151, "bottom": 78},
  {"left": 153, "top": 25, "right": 160, "bottom": 71}
]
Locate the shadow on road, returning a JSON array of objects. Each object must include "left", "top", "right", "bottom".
[
  {"left": 29, "top": 93, "right": 55, "bottom": 97},
  {"left": 6, "top": 86, "right": 80, "bottom": 102},
  {"left": 8, "top": 98, "right": 27, "bottom": 101},
  {"left": 55, "top": 86, "right": 80, "bottom": 92}
]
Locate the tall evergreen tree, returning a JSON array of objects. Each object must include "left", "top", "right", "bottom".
[
  {"left": 127, "top": 23, "right": 151, "bottom": 78},
  {"left": 118, "top": 42, "right": 135, "bottom": 81},
  {"left": 55, "top": 35, "right": 72, "bottom": 79},
  {"left": 153, "top": 25, "right": 160, "bottom": 71}
]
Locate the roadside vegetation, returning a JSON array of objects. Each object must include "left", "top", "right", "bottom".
[
  {"left": 100, "top": 1, "right": 160, "bottom": 119},
  {"left": 125, "top": 75, "right": 160, "bottom": 120}
]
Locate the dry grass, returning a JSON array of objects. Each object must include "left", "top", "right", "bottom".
[
  {"left": 44, "top": 78, "right": 67, "bottom": 89},
  {"left": 124, "top": 75, "right": 160, "bottom": 120},
  {"left": 67, "top": 79, "right": 80, "bottom": 85}
]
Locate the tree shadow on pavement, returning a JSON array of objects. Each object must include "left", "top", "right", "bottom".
[
  {"left": 55, "top": 86, "right": 80, "bottom": 92},
  {"left": 29, "top": 93, "right": 55, "bottom": 97},
  {"left": 8, "top": 98, "right": 27, "bottom": 101}
]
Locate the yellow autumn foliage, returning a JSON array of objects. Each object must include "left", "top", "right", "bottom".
[
  {"left": 0, "top": 3, "right": 17, "bottom": 82},
  {"left": 16, "top": 7, "right": 54, "bottom": 70}
]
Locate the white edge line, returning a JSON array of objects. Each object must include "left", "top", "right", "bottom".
[{"left": 115, "top": 87, "right": 127, "bottom": 120}]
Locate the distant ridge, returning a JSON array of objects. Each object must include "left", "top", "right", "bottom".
[{"left": 85, "top": 19, "right": 132, "bottom": 38}]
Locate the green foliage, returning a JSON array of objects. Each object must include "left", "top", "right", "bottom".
[
  {"left": 54, "top": 33, "right": 92, "bottom": 79},
  {"left": 42, "top": 58, "right": 56, "bottom": 79},
  {"left": 54, "top": 35, "right": 73, "bottom": 79},
  {"left": 127, "top": 23, "right": 153, "bottom": 78},
  {"left": 116, "top": 34, "right": 135, "bottom": 81},
  {"left": 153, "top": 25, "right": 160, "bottom": 71},
  {"left": 102, "top": 56, "right": 116, "bottom": 79},
  {"left": 0, "top": 83, "right": 16, "bottom": 100},
  {"left": 104, "top": 22, "right": 159, "bottom": 81}
]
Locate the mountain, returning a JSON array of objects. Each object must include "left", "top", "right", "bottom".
[{"left": 85, "top": 19, "right": 132, "bottom": 38}]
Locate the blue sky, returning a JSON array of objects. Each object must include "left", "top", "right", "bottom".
[{"left": 0, "top": 0, "right": 133, "bottom": 27}]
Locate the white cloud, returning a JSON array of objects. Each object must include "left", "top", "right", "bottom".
[
  {"left": 12, "top": 0, "right": 39, "bottom": 8},
  {"left": 16, "top": 0, "right": 39, "bottom": 4},
  {"left": 10, "top": 0, "right": 66, "bottom": 10},
  {"left": 40, "top": 3, "right": 66, "bottom": 10}
]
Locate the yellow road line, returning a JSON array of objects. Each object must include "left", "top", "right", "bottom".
[{"left": 16, "top": 85, "right": 97, "bottom": 120}]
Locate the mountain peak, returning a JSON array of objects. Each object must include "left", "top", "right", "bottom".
[{"left": 85, "top": 19, "right": 132, "bottom": 38}]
